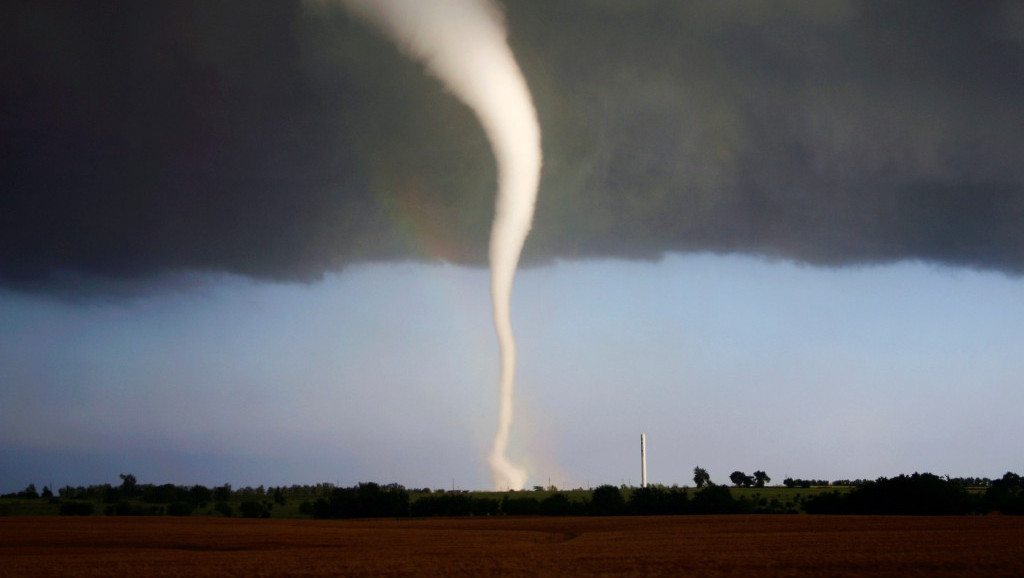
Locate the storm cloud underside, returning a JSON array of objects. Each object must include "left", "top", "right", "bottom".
[{"left": 3, "top": 0, "right": 1024, "bottom": 293}]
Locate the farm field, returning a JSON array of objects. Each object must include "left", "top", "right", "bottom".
[{"left": 1, "top": 515, "right": 1022, "bottom": 577}]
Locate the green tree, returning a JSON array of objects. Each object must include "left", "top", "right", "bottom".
[{"left": 693, "top": 467, "right": 711, "bottom": 488}]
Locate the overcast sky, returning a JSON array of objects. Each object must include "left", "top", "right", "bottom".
[{"left": 2, "top": 0, "right": 1023, "bottom": 492}]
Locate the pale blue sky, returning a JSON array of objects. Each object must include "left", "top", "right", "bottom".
[{"left": 2, "top": 254, "right": 1021, "bottom": 492}]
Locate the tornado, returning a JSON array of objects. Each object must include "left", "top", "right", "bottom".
[{"left": 332, "top": 0, "right": 541, "bottom": 490}]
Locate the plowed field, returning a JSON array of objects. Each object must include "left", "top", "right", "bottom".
[{"left": 2, "top": 515, "right": 1022, "bottom": 577}]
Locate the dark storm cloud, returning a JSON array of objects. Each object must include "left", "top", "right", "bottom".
[{"left": 3, "top": 0, "right": 1023, "bottom": 292}]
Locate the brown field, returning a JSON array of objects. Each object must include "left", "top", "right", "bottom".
[{"left": 1, "top": 515, "right": 1022, "bottom": 577}]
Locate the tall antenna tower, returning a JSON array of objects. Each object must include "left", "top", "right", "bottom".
[{"left": 640, "top": 433, "right": 648, "bottom": 488}]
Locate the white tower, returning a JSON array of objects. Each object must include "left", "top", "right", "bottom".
[{"left": 640, "top": 433, "right": 648, "bottom": 488}]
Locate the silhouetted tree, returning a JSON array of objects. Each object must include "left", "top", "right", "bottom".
[
  {"left": 356, "top": 482, "right": 409, "bottom": 518},
  {"left": 629, "top": 485, "right": 690, "bottom": 515},
  {"left": 59, "top": 501, "right": 95, "bottom": 516},
  {"left": 803, "top": 490, "right": 846, "bottom": 514},
  {"left": 188, "top": 485, "right": 212, "bottom": 508},
  {"left": 982, "top": 471, "right": 1024, "bottom": 515},
  {"left": 102, "top": 484, "right": 122, "bottom": 504},
  {"left": 729, "top": 471, "right": 753, "bottom": 488},
  {"left": 753, "top": 471, "right": 770, "bottom": 488},
  {"left": 804, "top": 473, "right": 974, "bottom": 515},
  {"left": 501, "top": 496, "right": 541, "bottom": 515},
  {"left": 691, "top": 485, "right": 739, "bottom": 514},
  {"left": 693, "top": 467, "right": 711, "bottom": 488},
  {"left": 272, "top": 488, "right": 286, "bottom": 506},
  {"left": 142, "top": 484, "right": 181, "bottom": 504},
  {"left": 590, "top": 485, "right": 624, "bottom": 516},
  {"left": 540, "top": 493, "right": 572, "bottom": 516},
  {"left": 238, "top": 500, "right": 270, "bottom": 518},
  {"left": 411, "top": 493, "right": 484, "bottom": 516},
  {"left": 119, "top": 474, "right": 138, "bottom": 497},
  {"left": 313, "top": 482, "right": 409, "bottom": 519},
  {"left": 213, "top": 483, "right": 232, "bottom": 503},
  {"left": 167, "top": 502, "right": 195, "bottom": 516}
]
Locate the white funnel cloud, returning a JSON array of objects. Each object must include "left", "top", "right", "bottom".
[{"left": 330, "top": 0, "right": 541, "bottom": 490}]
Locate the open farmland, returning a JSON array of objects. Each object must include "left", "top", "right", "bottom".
[{"left": 2, "top": 515, "right": 1022, "bottom": 577}]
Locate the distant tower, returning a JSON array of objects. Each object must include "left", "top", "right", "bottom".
[{"left": 640, "top": 433, "right": 648, "bottom": 488}]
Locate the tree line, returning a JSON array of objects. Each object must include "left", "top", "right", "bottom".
[
  {"left": 802, "top": 472, "right": 1024, "bottom": 515},
  {"left": 295, "top": 472, "right": 1024, "bottom": 518},
  {"left": 3, "top": 474, "right": 296, "bottom": 518},
  {"left": 4, "top": 470, "right": 1022, "bottom": 517},
  {"left": 307, "top": 482, "right": 777, "bottom": 518}
]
